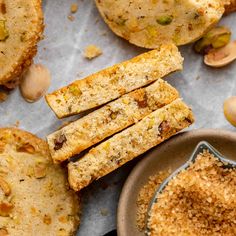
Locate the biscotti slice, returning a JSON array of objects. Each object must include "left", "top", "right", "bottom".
[
  {"left": 0, "top": 128, "right": 80, "bottom": 235},
  {"left": 45, "top": 43, "right": 183, "bottom": 118},
  {"left": 47, "top": 79, "right": 179, "bottom": 163},
  {"left": 68, "top": 99, "right": 194, "bottom": 191}
]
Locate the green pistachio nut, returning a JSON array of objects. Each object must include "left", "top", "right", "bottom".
[{"left": 156, "top": 16, "right": 173, "bottom": 26}]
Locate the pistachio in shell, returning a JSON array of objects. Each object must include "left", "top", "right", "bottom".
[
  {"left": 194, "top": 26, "right": 231, "bottom": 54},
  {"left": 204, "top": 41, "right": 236, "bottom": 68},
  {"left": 223, "top": 96, "right": 236, "bottom": 127}
]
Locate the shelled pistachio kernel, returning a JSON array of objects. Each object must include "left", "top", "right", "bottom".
[
  {"left": 0, "top": 20, "right": 8, "bottom": 41},
  {"left": 156, "top": 16, "right": 173, "bottom": 25},
  {"left": 223, "top": 96, "right": 236, "bottom": 127},
  {"left": 194, "top": 26, "right": 231, "bottom": 54}
]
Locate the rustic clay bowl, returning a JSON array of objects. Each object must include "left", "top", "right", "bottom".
[{"left": 117, "top": 129, "right": 236, "bottom": 236}]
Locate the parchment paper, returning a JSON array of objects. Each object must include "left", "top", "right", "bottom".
[{"left": 0, "top": 0, "right": 236, "bottom": 235}]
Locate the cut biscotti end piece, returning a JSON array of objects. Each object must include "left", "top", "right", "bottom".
[
  {"left": 45, "top": 43, "right": 183, "bottom": 118},
  {"left": 0, "top": 128, "right": 80, "bottom": 235},
  {"left": 47, "top": 79, "right": 180, "bottom": 163},
  {"left": 68, "top": 99, "right": 194, "bottom": 192}
]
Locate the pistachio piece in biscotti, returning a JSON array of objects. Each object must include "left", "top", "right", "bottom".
[
  {"left": 0, "top": 177, "right": 11, "bottom": 196},
  {"left": 0, "top": 202, "right": 13, "bottom": 217}
]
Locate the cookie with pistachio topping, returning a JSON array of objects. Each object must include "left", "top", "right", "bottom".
[
  {"left": 0, "top": 128, "right": 80, "bottom": 235},
  {"left": 0, "top": 0, "right": 44, "bottom": 86},
  {"left": 95, "top": 0, "right": 224, "bottom": 48}
]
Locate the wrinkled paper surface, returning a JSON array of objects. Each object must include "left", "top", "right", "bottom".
[{"left": 0, "top": 1, "right": 236, "bottom": 235}]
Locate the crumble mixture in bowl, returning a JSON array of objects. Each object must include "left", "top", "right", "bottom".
[{"left": 147, "top": 149, "right": 236, "bottom": 236}]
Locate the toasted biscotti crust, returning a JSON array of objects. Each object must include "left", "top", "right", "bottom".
[
  {"left": 45, "top": 43, "right": 183, "bottom": 118},
  {"left": 95, "top": 0, "right": 224, "bottom": 48},
  {"left": 68, "top": 99, "right": 194, "bottom": 192},
  {"left": 0, "top": 128, "right": 80, "bottom": 236},
  {"left": 0, "top": 0, "right": 44, "bottom": 85},
  {"left": 47, "top": 80, "right": 179, "bottom": 163}
]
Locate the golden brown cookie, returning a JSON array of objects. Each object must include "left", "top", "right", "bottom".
[
  {"left": 0, "top": 0, "right": 44, "bottom": 86},
  {"left": 95, "top": 0, "right": 224, "bottom": 48},
  {"left": 0, "top": 128, "right": 80, "bottom": 235}
]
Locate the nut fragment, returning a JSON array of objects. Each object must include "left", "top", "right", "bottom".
[
  {"left": 132, "top": 90, "right": 148, "bottom": 108},
  {"left": 34, "top": 163, "right": 47, "bottom": 179},
  {"left": 194, "top": 26, "right": 231, "bottom": 54},
  {"left": 156, "top": 15, "right": 173, "bottom": 25},
  {"left": 20, "top": 64, "right": 51, "bottom": 103},
  {"left": 0, "top": 202, "right": 13, "bottom": 217},
  {"left": 17, "top": 143, "right": 35, "bottom": 154},
  {"left": 84, "top": 45, "right": 102, "bottom": 60},
  {"left": 0, "top": 20, "right": 8, "bottom": 41},
  {"left": 158, "top": 121, "right": 171, "bottom": 135},
  {"left": 43, "top": 214, "right": 52, "bottom": 225},
  {"left": 0, "top": 228, "right": 8, "bottom": 236},
  {"left": 54, "top": 134, "right": 67, "bottom": 151},
  {"left": 0, "top": 91, "right": 8, "bottom": 103},
  {"left": 204, "top": 41, "right": 236, "bottom": 68},
  {"left": 0, "top": 177, "right": 11, "bottom": 196}
]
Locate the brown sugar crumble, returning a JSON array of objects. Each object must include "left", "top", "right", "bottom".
[
  {"left": 84, "top": 45, "right": 102, "bottom": 60},
  {"left": 136, "top": 170, "right": 171, "bottom": 231},
  {"left": 148, "top": 150, "right": 236, "bottom": 236}
]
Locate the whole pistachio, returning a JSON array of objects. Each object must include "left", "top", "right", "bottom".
[
  {"left": 156, "top": 16, "right": 173, "bottom": 26},
  {"left": 223, "top": 96, "right": 236, "bottom": 127},
  {"left": 194, "top": 26, "right": 231, "bottom": 54}
]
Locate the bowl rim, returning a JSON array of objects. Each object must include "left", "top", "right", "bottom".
[{"left": 117, "top": 128, "right": 236, "bottom": 236}]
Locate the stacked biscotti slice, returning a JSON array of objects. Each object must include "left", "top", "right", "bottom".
[{"left": 46, "top": 43, "right": 194, "bottom": 192}]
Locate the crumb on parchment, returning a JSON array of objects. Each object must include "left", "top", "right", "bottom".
[
  {"left": 70, "top": 3, "right": 78, "bottom": 14},
  {"left": 0, "top": 91, "right": 8, "bottom": 102},
  {"left": 84, "top": 45, "right": 102, "bottom": 60}
]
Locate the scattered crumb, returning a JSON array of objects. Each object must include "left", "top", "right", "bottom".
[
  {"left": 100, "top": 208, "right": 109, "bottom": 216},
  {"left": 100, "top": 31, "right": 107, "bottom": 37},
  {"left": 136, "top": 170, "right": 171, "bottom": 231},
  {"left": 14, "top": 120, "right": 20, "bottom": 128},
  {"left": 148, "top": 150, "right": 236, "bottom": 235},
  {"left": 0, "top": 91, "right": 8, "bottom": 102},
  {"left": 68, "top": 15, "right": 75, "bottom": 21},
  {"left": 84, "top": 45, "right": 102, "bottom": 60},
  {"left": 196, "top": 75, "right": 201, "bottom": 80},
  {"left": 70, "top": 3, "right": 78, "bottom": 13},
  {"left": 95, "top": 18, "right": 100, "bottom": 24}
]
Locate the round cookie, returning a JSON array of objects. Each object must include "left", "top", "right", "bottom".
[
  {"left": 0, "top": 0, "right": 44, "bottom": 86},
  {"left": 0, "top": 128, "right": 80, "bottom": 236},
  {"left": 95, "top": 0, "right": 225, "bottom": 48}
]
